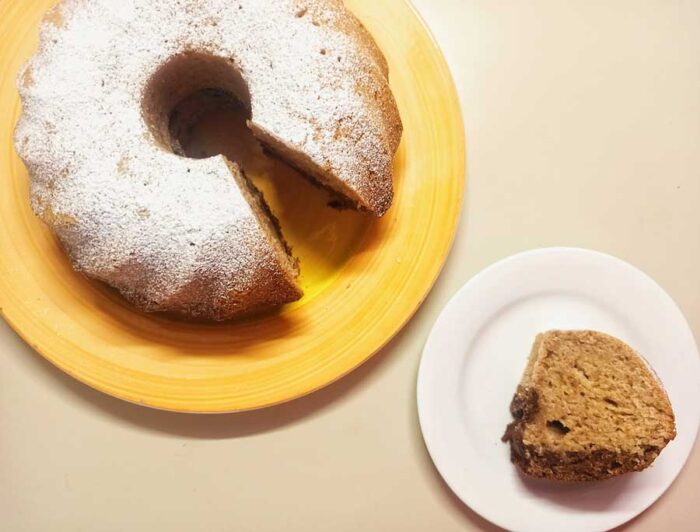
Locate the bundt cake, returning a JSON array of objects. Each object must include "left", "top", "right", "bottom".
[
  {"left": 502, "top": 330, "right": 676, "bottom": 481},
  {"left": 14, "top": 0, "right": 402, "bottom": 320}
]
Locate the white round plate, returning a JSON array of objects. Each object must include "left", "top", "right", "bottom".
[{"left": 417, "top": 247, "right": 700, "bottom": 532}]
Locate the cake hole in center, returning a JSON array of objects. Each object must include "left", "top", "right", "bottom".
[
  {"left": 142, "top": 51, "right": 252, "bottom": 157},
  {"left": 168, "top": 88, "right": 249, "bottom": 159}
]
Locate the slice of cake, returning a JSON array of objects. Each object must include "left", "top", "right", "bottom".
[{"left": 502, "top": 330, "right": 676, "bottom": 481}]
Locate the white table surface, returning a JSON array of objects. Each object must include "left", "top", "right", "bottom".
[{"left": 2, "top": 1, "right": 699, "bottom": 530}]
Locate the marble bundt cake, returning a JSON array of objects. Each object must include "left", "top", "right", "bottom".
[{"left": 14, "top": 0, "right": 402, "bottom": 320}]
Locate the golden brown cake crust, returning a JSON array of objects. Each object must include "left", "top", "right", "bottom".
[
  {"left": 14, "top": 0, "right": 402, "bottom": 320},
  {"left": 503, "top": 331, "right": 676, "bottom": 482}
]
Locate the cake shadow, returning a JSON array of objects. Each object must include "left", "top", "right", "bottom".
[{"left": 516, "top": 469, "right": 635, "bottom": 511}]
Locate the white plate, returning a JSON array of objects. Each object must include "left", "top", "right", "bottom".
[{"left": 417, "top": 247, "right": 700, "bottom": 532}]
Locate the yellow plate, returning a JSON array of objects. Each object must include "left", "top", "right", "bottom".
[{"left": 0, "top": 0, "right": 465, "bottom": 412}]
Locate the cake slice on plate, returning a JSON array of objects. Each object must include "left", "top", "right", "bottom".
[{"left": 502, "top": 330, "right": 676, "bottom": 481}]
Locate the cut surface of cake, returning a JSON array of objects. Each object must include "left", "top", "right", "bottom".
[{"left": 502, "top": 330, "right": 676, "bottom": 481}]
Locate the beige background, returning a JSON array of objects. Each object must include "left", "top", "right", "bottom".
[{"left": 2, "top": 0, "right": 699, "bottom": 530}]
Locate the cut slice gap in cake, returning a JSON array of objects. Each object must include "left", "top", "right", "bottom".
[
  {"left": 224, "top": 158, "right": 301, "bottom": 289},
  {"left": 166, "top": 87, "right": 300, "bottom": 291}
]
